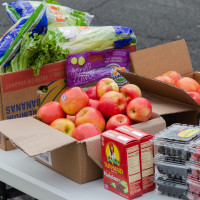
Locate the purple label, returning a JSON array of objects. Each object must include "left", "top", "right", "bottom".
[{"left": 66, "top": 49, "right": 129, "bottom": 87}]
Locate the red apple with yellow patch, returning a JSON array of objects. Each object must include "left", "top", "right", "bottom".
[
  {"left": 72, "top": 123, "right": 101, "bottom": 141},
  {"left": 163, "top": 71, "right": 181, "bottom": 82},
  {"left": 87, "top": 99, "right": 100, "bottom": 110},
  {"left": 176, "top": 77, "right": 200, "bottom": 92},
  {"left": 106, "top": 114, "right": 132, "bottom": 130},
  {"left": 187, "top": 92, "right": 200, "bottom": 104},
  {"left": 126, "top": 97, "right": 152, "bottom": 122},
  {"left": 75, "top": 107, "right": 106, "bottom": 132},
  {"left": 155, "top": 76, "right": 175, "bottom": 85},
  {"left": 60, "top": 87, "right": 89, "bottom": 115},
  {"left": 96, "top": 78, "right": 119, "bottom": 99},
  {"left": 50, "top": 118, "right": 75, "bottom": 136},
  {"left": 99, "top": 91, "right": 127, "bottom": 119},
  {"left": 37, "top": 101, "right": 66, "bottom": 125},
  {"left": 85, "top": 86, "right": 98, "bottom": 100},
  {"left": 120, "top": 84, "right": 142, "bottom": 103}
]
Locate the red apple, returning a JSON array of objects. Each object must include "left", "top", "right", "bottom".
[
  {"left": 126, "top": 97, "right": 152, "bottom": 122},
  {"left": 37, "top": 101, "right": 66, "bottom": 125},
  {"left": 87, "top": 99, "right": 100, "bottom": 110},
  {"left": 72, "top": 123, "right": 101, "bottom": 141},
  {"left": 85, "top": 86, "right": 98, "bottom": 100},
  {"left": 60, "top": 87, "right": 89, "bottom": 115},
  {"left": 99, "top": 91, "right": 127, "bottom": 119},
  {"left": 96, "top": 78, "right": 119, "bottom": 99},
  {"left": 120, "top": 84, "right": 142, "bottom": 103},
  {"left": 155, "top": 75, "right": 175, "bottom": 85},
  {"left": 50, "top": 118, "right": 75, "bottom": 136},
  {"left": 106, "top": 114, "right": 132, "bottom": 130},
  {"left": 176, "top": 77, "right": 200, "bottom": 92},
  {"left": 187, "top": 92, "right": 200, "bottom": 104},
  {"left": 197, "top": 88, "right": 200, "bottom": 94},
  {"left": 163, "top": 71, "right": 181, "bottom": 82},
  {"left": 66, "top": 115, "right": 76, "bottom": 123},
  {"left": 75, "top": 107, "right": 106, "bottom": 132}
]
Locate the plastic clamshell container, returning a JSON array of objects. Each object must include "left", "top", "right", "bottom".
[
  {"left": 153, "top": 123, "right": 200, "bottom": 161},
  {"left": 187, "top": 175, "right": 200, "bottom": 194},
  {"left": 154, "top": 154, "right": 190, "bottom": 181},
  {"left": 189, "top": 140, "right": 200, "bottom": 162},
  {"left": 155, "top": 175, "right": 188, "bottom": 199},
  {"left": 187, "top": 161, "right": 200, "bottom": 179}
]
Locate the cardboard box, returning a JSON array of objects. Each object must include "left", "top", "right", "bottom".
[
  {"left": 0, "top": 44, "right": 136, "bottom": 151},
  {"left": 119, "top": 39, "right": 200, "bottom": 126},
  {"left": 0, "top": 111, "right": 165, "bottom": 184},
  {"left": 101, "top": 130, "right": 143, "bottom": 199},
  {"left": 116, "top": 126, "right": 155, "bottom": 193}
]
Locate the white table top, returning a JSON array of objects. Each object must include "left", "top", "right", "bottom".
[{"left": 0, "top": 149, "right": 175, "bottom": 200}]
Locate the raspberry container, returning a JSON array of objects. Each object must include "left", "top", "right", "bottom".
[
  {"left": 153, "top": 124, "right": 200, "bottom": 161},
  {"left": 155, "top": 175, "right": 188, "bottom": 199},
  {"left": 187, "top": 192, "right": 200, "bottom": 200},
  {"left": 187, "top": 175, "right": 200, "bottom": 194},
  {"left": 154, "top": 154, "right": 190, "bottom": 181}
]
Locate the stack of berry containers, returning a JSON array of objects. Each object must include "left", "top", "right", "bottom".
[
  {"left": 186, "top": 140, "right": 200, "bottom": 200},
  {"left": 152, "top": 123, "right": 200, "bottom": 199}
]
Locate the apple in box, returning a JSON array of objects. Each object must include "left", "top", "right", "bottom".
[
  {"left": 120, "top": 84, "right": 142, "bottom": 103},
  {"left": 176, "top": 77, "right": 200, "bottom": 92},
  {"left": 75, "top": 107, "right": 106, "bottom": 132},
  {"left": 155, "top": 76, "right": 175, "bottom": 85},
  {"left": 187, "top": 92, "right": 200, "bottom": 104},
  {"left": 85, "top": 86, "right": 98, "bottom": 100},
  {"left": 96, "top": 78, "right": 119, "bottom": 99},
  {"left": 72, "top": 123, "right": 101, "bottom": 141},
  {"left": 87, "top": 99, "right": 100, "bottom": 110},
  {"left": 126, "top": 97, "right": 152, "bottom": 122},
  {"left": 50, "top": 118, "right": 75, "bottom": 136},
  {"left": 106, "top": 114, "right": 131, "bottom": 130},
  {"left": 60, "top": 87, "right": 89, "bottom": 115},
  {"left": 37, "top": 101, "right": 66, "bottom": 125},
  {"left": 162, "top": 71, "right": 181, "bottom": 82},
  {"left": 99, "top": 91, "right": 127, "bottom": 119}
]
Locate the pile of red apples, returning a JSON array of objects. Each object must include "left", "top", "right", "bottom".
[
  {"left": 37, "top": 78, "right": 152, "bottom": 141},
  {"left": 155, "top": 71, "right": 200, "bottom": 104}
]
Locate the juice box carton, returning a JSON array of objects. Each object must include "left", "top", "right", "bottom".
[
  {"left": 101, "top": 130, "right": 143, "bottom": 199},
  {"left": 116, "top": 125, "right": 155, "bottom": 193}
]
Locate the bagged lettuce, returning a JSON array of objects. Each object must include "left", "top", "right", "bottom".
[
  {"left": 0, "top": 3, "right": 47, "bottom": 69},
  {"left": 9, "top": 26, "right": 135, "bottom": 75},
  {"left": 3, "top": 0, "right": 94, "bottom": 26}
]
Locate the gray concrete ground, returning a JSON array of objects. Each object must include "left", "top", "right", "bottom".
[{"left": 0, "top": 0, "right": 199, "bottom": 199}]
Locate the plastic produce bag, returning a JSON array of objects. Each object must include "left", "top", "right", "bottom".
[
  {"left": 9, "top": 25, "right": 135, "bottom": 75},
  {"left": 48, "top": 25, "right": 136, "bottom": 54},
  {"left": 3, "top": 0, "right": 94, "bottom": 26},
  {"left": 0, "top": 3, "right": 47, "bottom": 69},
  {"left": 66, "top": 49, "right": 129, "bottom": 87}
]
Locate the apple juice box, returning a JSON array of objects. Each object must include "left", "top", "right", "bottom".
[
  {"left": 101, "top": 130, "right": 143, "bottom": 199},
  {"left": 116, "top": 125, "right": 155, "bottom": 193}
]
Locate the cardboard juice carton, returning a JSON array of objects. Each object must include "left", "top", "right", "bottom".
[
  {"left": 101, "top": 130, "right": 143, "bottom": 199},
  {"left": 116, "top": 125, "right": 155, "bottom": 193}
]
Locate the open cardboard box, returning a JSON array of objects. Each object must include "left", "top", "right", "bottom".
[
  {"left": 119, "top": 39, "right": 200, "bottom": 126},
  {"left": 0, "top": 112, "right": 165, "bottom": 184},
  {"left": 0, "top": 44, "right": 136, "bottom": 151}
]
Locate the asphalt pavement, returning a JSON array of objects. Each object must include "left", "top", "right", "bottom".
[
  {"left": 0, "top": 0, "right": 200, "bottom": 199},
  {"left": 0, "top": 0, "right": 200, "bottom": 71}
]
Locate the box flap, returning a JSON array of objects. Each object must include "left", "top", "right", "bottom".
[
  {"left": 0, "top": 117, "right": 76, "bottom": 156},
  {"left": 133, "top": 115, "right": 166, "bottom": 135},
  {"left": 119, "top": 71, "right": 200, "bottom": 113},
  {"left": 130, "top": 39, "right": 193, "bottom": 77},
  {"left": 85, "top": 135, "right": 103, "bottom": 169}
]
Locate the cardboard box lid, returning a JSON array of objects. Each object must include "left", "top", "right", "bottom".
[
  {"left": 0, "top": 117, "right": 76, "bottom": 156},
  {"left": 130, "top": 39, "right": 193, "bottom": 78},
  {"left": 119, "top": 70, "right": 199, "bottom": 114}
]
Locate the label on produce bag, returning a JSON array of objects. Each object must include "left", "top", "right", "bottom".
[
  {"left": 36, "top": 152, "right": 52, "bottom": 166},
  {"left": 66, "top": 49, "right": 129, "bottom": 87}
]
